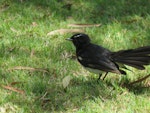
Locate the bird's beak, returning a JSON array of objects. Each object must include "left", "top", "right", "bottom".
[{"left": 66, "top": 38, "right": 73, "bottom": 41}]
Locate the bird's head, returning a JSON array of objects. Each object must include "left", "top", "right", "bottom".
[{"left": 66, "top": 33, "right": 91, "bottom": 49}]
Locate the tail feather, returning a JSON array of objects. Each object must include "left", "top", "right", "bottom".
[
  {"left": 116, "top": 59, "right": 150, "bottom": 65},
  {"left": 116, "top": 60, "right": 145, "bottom": 70},
  {"left": 121, "top": 52, "right": 150, "bottom": 57},
  {"left": 112, "top": 46, "right": 150, "bottom": 70}
]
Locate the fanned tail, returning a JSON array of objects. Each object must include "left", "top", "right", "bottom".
[{"left": 112, "top": 46, "right": 150, "bottom": 70}]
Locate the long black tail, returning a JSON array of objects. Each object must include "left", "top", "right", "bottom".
[{"left": 111, "top": 46, "right": 150, "bottom": 70}]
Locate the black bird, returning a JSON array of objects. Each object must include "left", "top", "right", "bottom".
[{"left": 66, "top": 33, "right": 150, "bottom": 80}]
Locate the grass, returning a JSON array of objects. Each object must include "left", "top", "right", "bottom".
[{"left": 0, "top": 0, "right": 150, "bottom": 112}]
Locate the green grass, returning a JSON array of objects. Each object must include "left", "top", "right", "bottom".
[{"left": 0, "top": 0, "right": 150, "bottom": 112}]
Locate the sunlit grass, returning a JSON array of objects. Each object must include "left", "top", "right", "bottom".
[{"left": 0, "top": 0, "right": 150, "bottom": 112}]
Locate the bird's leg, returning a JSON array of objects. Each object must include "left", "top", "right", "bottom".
[
  {"left": 97, "top": 73, "right": 102, "bottom": 82},
  {"left": 102, "top": 72, "right": 108, "bottom": 80}
]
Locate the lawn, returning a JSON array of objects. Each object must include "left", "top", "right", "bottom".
[{"left": 0, "top": 0, "right": 150, "bottom": 112}]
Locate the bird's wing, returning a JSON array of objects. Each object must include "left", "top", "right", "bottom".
[{"left": 77, "top": 50, "right": 121, "bottom": 74}]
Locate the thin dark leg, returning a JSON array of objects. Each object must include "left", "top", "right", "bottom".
[
  {"left": 102, "top": 72, "right": 108, "bottom": 80},
  {"left": 97, "top": 73, "right": 102, "bottom": 82}
]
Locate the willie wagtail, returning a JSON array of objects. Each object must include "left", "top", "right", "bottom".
[{"left": 66, "top": 33, "right": 150, "bottom": 80}]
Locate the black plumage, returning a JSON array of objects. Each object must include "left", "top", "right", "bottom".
[{"left": 66, "top": 33, "right": 150, "bottom": 80}]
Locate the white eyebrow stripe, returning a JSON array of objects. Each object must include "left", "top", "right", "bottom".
[{"left": 74, "top": 34, "right": 82, "bottom": 38}]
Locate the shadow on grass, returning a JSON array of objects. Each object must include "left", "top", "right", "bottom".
[
  {"left": 120, "top": 78, "right": 150, "bottom": 95},
  {"left": 30, "top": 75, "right": 149, "bottom": 112},
  {"left": 6, "top": 0, "right": 150, "bottom": 23},
  {"left": 1, "top": 0, "right": 150, "bottom": 46},
  {"left": 125, "top": 85, "right": 150, "bottom": 95},
  {"left": 34, "top": 77, "right": 115, "bottom": 112}
]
